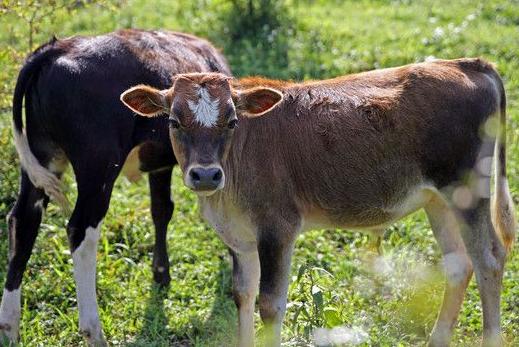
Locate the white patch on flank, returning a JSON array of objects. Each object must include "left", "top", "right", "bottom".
[
  {"left": 0, "top": 288, "right": 21, "bottom": 341},
  {"left": 72, "top": 221, "right": 104, "bottom": 343},
  {"left": 122, "top": 145, "right": 142, "bottom": 182},
  {"left": 314, "top": 326, "right": 368, "bottom": 346},
  {"left": 188, "top": 87, "right": 220, "bottom": 127}
]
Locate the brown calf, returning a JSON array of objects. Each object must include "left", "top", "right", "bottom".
[{"left": 121, "top": 58, "right": 516, "bottom": 347}]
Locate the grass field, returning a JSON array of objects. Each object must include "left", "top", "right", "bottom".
[{"left": 0, "top": 0, "right": 518, "bottom": 346}]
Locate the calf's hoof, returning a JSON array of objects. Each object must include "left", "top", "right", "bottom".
[
  {"left": 482, "top": 334, "right": 505, "bottom": 347},
  {"left": 80, "top": 328, "right": 107, "bottom": 347},
  {"left": 427, "top": 329, "right": 450, "bottom": 347},
  {"left": 0, "top": 322, "right": 18, "bottom": 346},
  {"left": 427, "top": 339, "right": 449, "bottom": 347}
]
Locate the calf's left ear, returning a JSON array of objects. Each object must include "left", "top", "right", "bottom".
[
  {"left": 120, "top": 85, "right": 171, "bottom": 117},
  {"left": 235, "top": 87, "right": 283, "bottom": 117}
]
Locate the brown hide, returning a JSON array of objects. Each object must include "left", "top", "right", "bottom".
[
  {"left": 120, "top": 58, "right": 512, "bottom": 346},
  {"left": 221, "top": 58, "right": 500, "bottom": 228}
]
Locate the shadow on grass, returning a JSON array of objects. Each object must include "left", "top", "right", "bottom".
[
  {"left": 128, "top": 258, "right": 236, "bottom": 347},
  {"left": 126, "top": 283, "right": 175, "bottom": 347}
]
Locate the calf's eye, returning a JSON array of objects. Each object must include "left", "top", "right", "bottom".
[
  {"left": 228, "top": 119, "right": 238, "bottom": 129},
  {"left": 169, "top": 118, "right": 180, "bottom": 129}
]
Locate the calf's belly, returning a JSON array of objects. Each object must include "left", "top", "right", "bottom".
[{"left": 301, "top": 183, "right": 438, "bottom": 232}]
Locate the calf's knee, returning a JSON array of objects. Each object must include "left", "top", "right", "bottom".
[
  {"left": 443, "top": 252, "right": 472, "bottom": 287},
  {"left": 258, "top": 293, "right": 285, "bottom": 323},
  {"left": 233, "top": 287, "right": 255, "bottom": 310}
]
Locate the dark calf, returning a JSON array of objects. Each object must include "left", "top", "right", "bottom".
[{"left": 1, "top": 29, "right": 230, "bottom": 346}]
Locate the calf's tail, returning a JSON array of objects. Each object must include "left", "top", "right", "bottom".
[
  {"left": 490, "top": 72, "right": 516, "bottom": 256},
  {"left": 12, "top": 39, "right": 70, "bottom": 213}
]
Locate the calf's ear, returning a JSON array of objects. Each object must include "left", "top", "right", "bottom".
[
  {"left": 120, "top": 85, "right": 171, "bottom": 117},
  {"left": 235, "top": 87, "right": 283, "bottom": 117}
]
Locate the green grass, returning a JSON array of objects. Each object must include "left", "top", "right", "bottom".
[{"left": 0, "top": 0, "right": 518, "bottom": 345}]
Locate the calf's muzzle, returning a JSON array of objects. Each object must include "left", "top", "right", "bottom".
[{"left": 187, "top": 166, "right": 224, "bottom": 192}]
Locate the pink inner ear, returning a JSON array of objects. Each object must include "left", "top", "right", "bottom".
[
  {"left": 248, "top": 90, "right": 280, "bottom": 114},
  {"left": 126, "top": 93, "right": 159, "bottom": 114}
]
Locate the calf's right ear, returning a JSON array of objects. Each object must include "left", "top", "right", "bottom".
[{"left": 120, "top": 85, "right": 171, "bottom": 117}]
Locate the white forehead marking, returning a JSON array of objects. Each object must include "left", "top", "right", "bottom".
[{"left": 188, "top": 87, "right": 220, "bottom": 127}]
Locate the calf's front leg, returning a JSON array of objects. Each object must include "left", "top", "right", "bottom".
[
  {"left": 257, "top": 225, "right": 298, "bottom": 346},
  {"left": 149, "top": 169, "right": 174, "bottom": 286},
  {"left": 231, "top": 250, "right": 260, "bottom": 347}
]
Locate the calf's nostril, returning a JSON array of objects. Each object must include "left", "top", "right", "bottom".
[
  {"left": 212, "top": 170, "right": 222, "bottom": 182},
  {"left": 190, "top": 170, "right": 201, "bottom": 182}
]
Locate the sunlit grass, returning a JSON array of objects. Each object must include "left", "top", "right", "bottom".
[{"left": 0, "top": 0, "right": 518, "bottom": 346}]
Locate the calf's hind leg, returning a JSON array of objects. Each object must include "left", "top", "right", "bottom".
[
  {"left": 457, "top": 198, "right": 506, "bottom": 347},
  {"left": 425, "top": 194, "right": 473, "bottom": 347},
  {"left": 67, "top": 160, "right": 121, "bottom": 346},
  {"left": 0, "top": 172, "right": 48, "bottom": 343}
]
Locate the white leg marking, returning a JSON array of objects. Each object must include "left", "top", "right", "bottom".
[
  {"left": 72, "top": 221, "right": 105, "bottom": 345},
  {"left": 122, "top": 145, "right": 143, "bottom": 182},
  {"left": 188, "top": 87, "right": 220, "bottom": 127},
  {"left": 0, "top": 288, "right": 21, "bottom": 341}
]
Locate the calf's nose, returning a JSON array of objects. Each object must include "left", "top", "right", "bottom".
[{"left": 188, "top": 167, "right": 223, "bottom": 191}]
